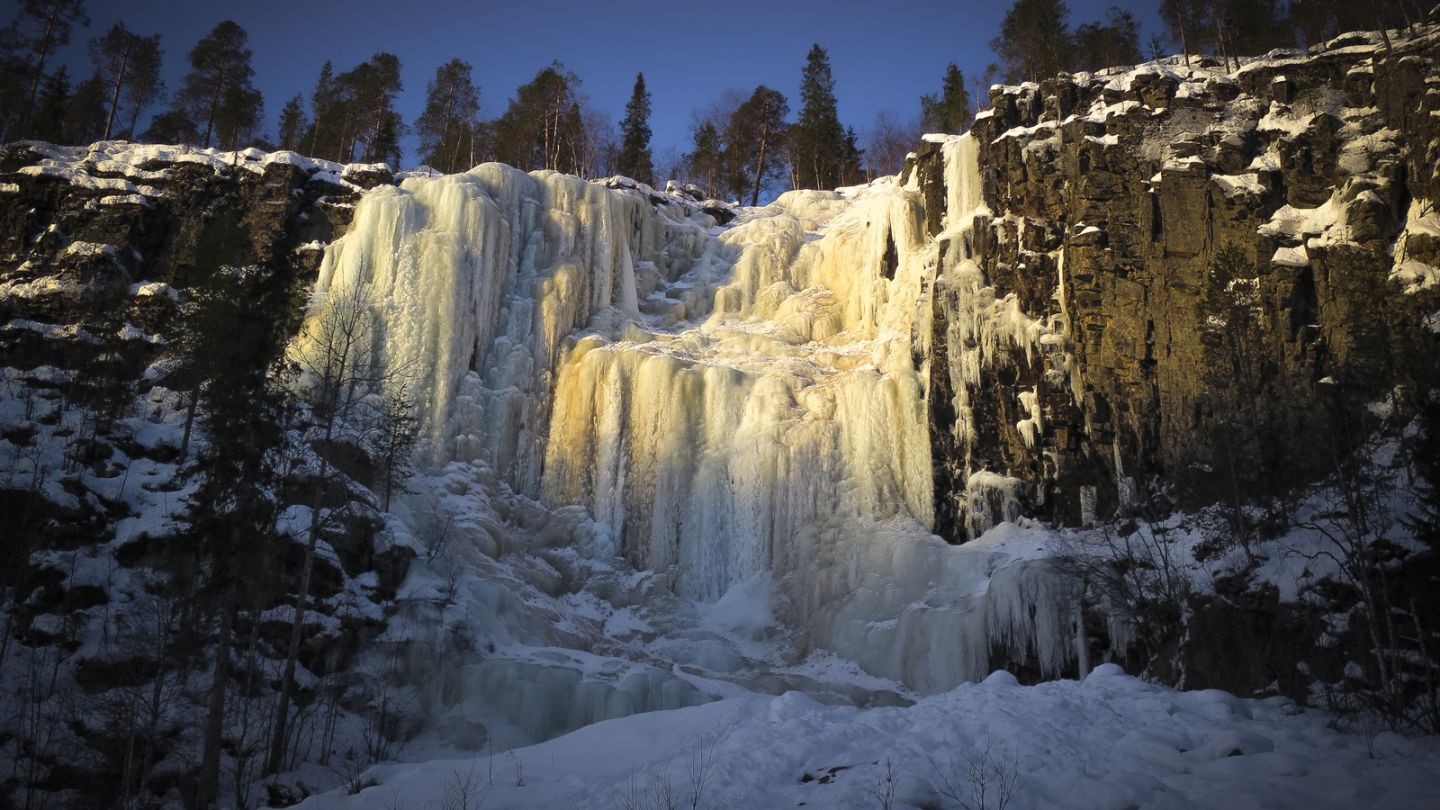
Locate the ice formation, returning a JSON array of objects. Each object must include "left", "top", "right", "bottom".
[{"left": 302, "top": 144, "right": 1078, "bottom": 700}]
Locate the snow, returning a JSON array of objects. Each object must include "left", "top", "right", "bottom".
[
  {"left": 13, "top": 140, "right": 391, "bottom": 194},
  {"left": 127, "top": 280, "right": 179, "bottom": 300},
  {"left": 1260, "top": 196, "right": 1343, "bottom": 241},
  {"left": 280, "top": 668, "right": 1440, "bottom": 810},
  {"left": 1393, "top": 199, "right": 1440, "bottom": 293},
  {"left": 1271, "top": 245, "right": 1311, "bottom": 267},
  {"left": 2, "top": 318, "right": 97, "bottom": 342},
  {"left": 1213, "top": 173, "right": 1266, "bottom": 199}
]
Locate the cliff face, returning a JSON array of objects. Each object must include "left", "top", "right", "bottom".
[{"left": 915, "top": 25, "right": 1440, "bottom": 540}]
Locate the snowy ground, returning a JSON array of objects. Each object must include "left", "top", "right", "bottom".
[{"left": 284, "top": 664, "right": 1440, "bottom": 810}]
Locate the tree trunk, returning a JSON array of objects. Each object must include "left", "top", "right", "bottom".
[
  {"left": 196, "top": 599, "right": 234, "bottom": 810},
  {"left": 263, "top": 509, "right": 319, "bottom": 774},
  {"left": 127, "top": 95, "right": 146, "bottom": 139},
  {"left": 266, "top": 427, "right": 336, "bottom": 774},
  {"left": 180, "top": 388, "right": 199, "bottom": 461},
  {"left": 17, "top": 13, "right": 59, "bottom": 139},
  {"left": 103, "top": 44, "right": 132, "bottom": 141},
  {"left": 203, "top": 68, "right": 226, "bottom": 148},
  {"left": 750, "top": 127, "right": 770, "bottom": 207},
  {"left": 1177, "top": 16, "right": 1191, "bottom": 68}
]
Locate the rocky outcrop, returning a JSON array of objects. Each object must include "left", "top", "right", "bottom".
[
  {"left": 0, "top": 143, "right": 406, "bottom": 808},
  {"left": 917, "top": 24, "right": 1440, "bottom": 537}
]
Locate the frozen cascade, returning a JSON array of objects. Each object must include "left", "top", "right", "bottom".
[
  {"left": 304, "top": 164, "right": 714, "bottom": 493},
  {"left": 933, "top": 134, "right": 1076, "bottom": 539},
  {"left": 303, "top": 141, "right": 1080, "bottom": 705},
  {"left": 543, "top": 186, "right": 936, "bottom": 602}
]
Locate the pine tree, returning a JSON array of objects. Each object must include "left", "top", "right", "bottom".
[
  {"left": 277, "top": 94, "right": 307, "bottom": 151},
  {"left": 686, "top": 120, "right": 723, "bottom": 198},
  {"left": 1073, "top": 7, "right": 1142, "bottom": 71},
  {"left": 493, "top": 62, "right": 587, "bottom": 174},
  {"left": 343, "top": 53, "right": 404, "bottom": 165},
  {"left": 841, "top": 126, "right": 865, "bottom": 185},
  {"left": 89, "top": 23, "right": 161, "bottom": 140},
  {"left": 4, "top": 0, "right": 90, "bottom": 140},
  {"left": 169, "top": 20, "right": 260, "bottom": 148},
  {"left": 617, "top": 72, "right": 654, "bottom": 184},
  {"left": 920, "top": 63, "right": 971, "bottom": 134},
  {"left": 791, "top": 44, "right": 846, "bottom": 190},
  {"left": 121, "top": 32, "right": 163, "bottom": 137},
  {"left": 724, "top": 85, "right": 788, "bottom": 206},
  {"left": 414, "top": 58, "right": 481, "bottom": 173},
  {"left": 1159, "top": 0, "right": 1210, "bottom": 66},
  {"left": 303, "top": 60, "right": 341, "bottom": 160},
  {"left": 991, "top": 0, "right": 1073, "bottom": 82}
]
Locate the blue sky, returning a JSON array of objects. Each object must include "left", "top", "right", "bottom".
[{"left": 56, "top": 0, "right": 1164, "bottom": 165}]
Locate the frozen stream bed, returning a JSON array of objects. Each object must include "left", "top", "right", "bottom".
[{"left": 285, "top": 663, "right": 1440, "bottom": 809}]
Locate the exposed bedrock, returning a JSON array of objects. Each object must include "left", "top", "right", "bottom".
[{"left": 910, "top": 26, "right": 1440, "bottom": 538}]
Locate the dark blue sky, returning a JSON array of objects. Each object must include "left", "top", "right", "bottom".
[{"left": 57, "top": 0, "right": 1164, "bottom": 166}]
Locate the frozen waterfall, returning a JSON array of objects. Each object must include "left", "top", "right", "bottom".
[{"left": 303, "top": 143, "right": 1080, "bottom": 695}]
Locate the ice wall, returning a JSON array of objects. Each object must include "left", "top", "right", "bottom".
[
  {"left": 304, "top": 164, "right": 713, "bottom": 494},
  {"left": 543, "top": 185, "right": 937, "bottom": 601},
  {"left": 305, "top": 147, "right": 1079, "bottom": 694}
]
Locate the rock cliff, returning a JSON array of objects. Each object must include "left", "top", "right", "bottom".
[{"left": 911, "top": 25, "right": 1440, "bottom": 540}]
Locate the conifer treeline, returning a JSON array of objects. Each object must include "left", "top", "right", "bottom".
[{"left": 2, "top": 0, "right": 1431, "bottom": 200}]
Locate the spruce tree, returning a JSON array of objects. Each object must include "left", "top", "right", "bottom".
[
  {"left": 686, "top": 121, "right": 723, "bottom": 198},
  {"left": 920, "top": 63, "right": 971, "bottom": 134},
  {"left": 0, "top": 44, "right": 29, "bottom": 143},
  {"left": 176, "top": 269, "right": 293, "bottom": 808},
  {"left": 63, "top": 70, "right": 105, "bottom": 144},
  {"left": 493, "top": 62, "right": 587, "bottom": 174},
  {"left": 617, "top": 72, "right": 655, "bottom": 184},
  {"left": 841, "top": 125, "right": 865, "bottom": 185},
  {"left": 89, "top": 23, "right": 161, "bottom": 140},
  {"left": 299, "top": 54, "right": 404, "bottom": 165},
  {"left": 1159, "top": 0, "right": 1210, "bottom": 66},
  {"left": 303, "top": 60, "right": 341, "bottom": 160},
  {"left": 277, "top": 94, "right": 307, "bottom": 151},
  {"left": 32, "top": 65, "right": 70, "bottom": 143},
  {"left": 169, "top": 20, "right": 260, "bottom": 148},
  {"left": 415, "top": 58, "right": 481, "bottom": 173},
  {"left": 792, "top": 44, "right": 846, "bottom": 190},
  {"left": 143, "top": 108, "right": 198, "bottom": 145}
]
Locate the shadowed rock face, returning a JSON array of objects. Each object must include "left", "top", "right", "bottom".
[
  {"left": 0, "top": 144, "right": 402, "bottom": 707},
  {"left": 0, "top": 143, "right": 380, "bottom": 326},
  {"left": 912, "top": 26, "right": 1440, "bottom": 537}
]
